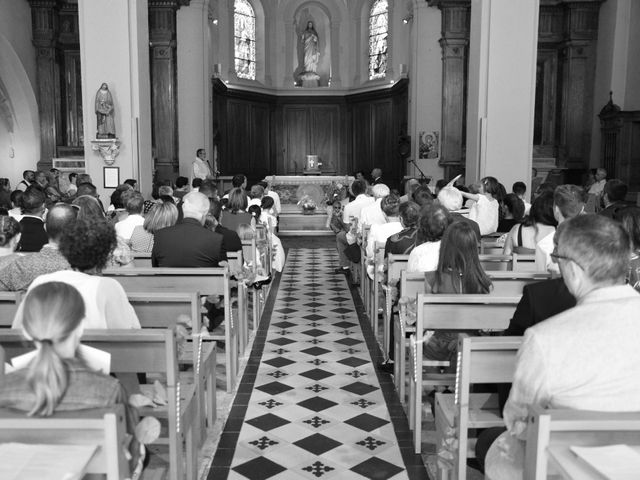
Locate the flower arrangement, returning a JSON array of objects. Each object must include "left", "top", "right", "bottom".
[
  {"left": 325, "top": 181, "right": 346, "bottom": 206},
  {"left": 297, "top": 194, "right": 317, "bottom": 214}
]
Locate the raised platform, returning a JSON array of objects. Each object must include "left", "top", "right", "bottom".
[{"left": 267, "top": 175, "right": 353, "bottom": 235}]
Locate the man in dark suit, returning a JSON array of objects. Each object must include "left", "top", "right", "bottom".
[
  {"left": 208, "top": 198, "right": 242, "bottom": 257},
  {"left": 17, "top": 186, "right": 48, "bottom": 252},
  {"left": 598, "top": 179, "right": 631, "bottom": 221},
  {"left": 437, "top": 186, "right": 481, "bottom": 242},
  {"left": 152, "top": 191, "right": 225, "bottom": 268},
  {"left": 370, "top": 167, "right": 383, "bottom": 185}
]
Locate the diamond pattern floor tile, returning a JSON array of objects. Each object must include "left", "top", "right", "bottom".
[{"left": 210, "top": 248, "right": 421, "bottom": 480}]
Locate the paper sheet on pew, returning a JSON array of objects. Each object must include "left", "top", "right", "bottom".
[
  {"left": 0, "top": 442, "right": 97, "bottom": 480},
  {"left": 9, "top": 345, "right": 110, "bottom": 374},
  {"left": 570, "top": 444, "right": 640, "bottom": 480}
]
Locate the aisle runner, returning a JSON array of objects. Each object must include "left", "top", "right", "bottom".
[{"left": 225, "top": 248, "right": 409, "bottom": 479}]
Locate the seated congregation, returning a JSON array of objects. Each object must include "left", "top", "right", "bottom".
[
  {"left": 338, "top": 168, "right": 640, "bottom": 478},
  {"left": 0, "top": 168, "right": 281, "bottom": 478}
]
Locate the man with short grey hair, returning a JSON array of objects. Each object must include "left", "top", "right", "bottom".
[
  {"left": 437, "top": 187, "right": 481, "bottom": 242},
  {"left": 152, "top": 191, "right": 224, "bottom": 267},
  {"left": 588, "top": 167, "right": 607, "bottom": 196},
  {"left": 486, "top": 214, "right": 640, "bottom": 479}
]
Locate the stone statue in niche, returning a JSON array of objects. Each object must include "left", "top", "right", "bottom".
[
  {"left": 95, "top": 83, "right": 115, "bottom": 139},
  {"left": 298, "top": 21, "right": 321, "bottom": 87}
]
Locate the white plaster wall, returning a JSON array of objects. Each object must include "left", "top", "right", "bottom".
[
  {"left": 467, "top": 0, "right": 537, "bottom": 190},
  {"left": 408, "top": 2, "right": 443, "bottom": 183},
  {"left": 0, "top": 0, "right": 39, "bottom": 185},
  {"left": 78, "top": 0, "right": 152, "bottom": 200},
  {"left": 178, "top": 0, "right": 211, "bottom": 179}
]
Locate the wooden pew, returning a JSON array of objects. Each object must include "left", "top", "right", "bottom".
[
  {"left": 379, "top": 253, "right": 409, "bottom": 364},
  {"left": 368, "top": 241, "right": 386, "bottom": 338},
  {"left": 359, "top": 224, "right": 371, "bottom": 315},
  {"left": 434, "top": 335, "right": 522, "bottom": 480},
  {"left": 479, "top": 254, "right": 513, "bottom": 271},
  {"left": 103, "top": 266, "right": 239, "bottom": 392},
  {"left": 524, "top": 407, "right": 640, "bottom": 480},
  {"left": 127, "top": 291, "right": 216, "bottom": 445},
  {"left": 227, "top": 250, "right": 251, "bottom": 346},
  {"left": 132, "top": 251, "right": 152, "bottom": 267},
  {"left": 0, "top": 406, "right": 129, "bottom": 480},
  {"left": 409, "top": 294, "right": 519, "bottom": 454},
  {"left": 0, "top": 329, "right": 198, "bottom": 480},
  {"left": 512, "top": 252, "right": 537, "bottom": 272},
  {"left": 242, "top": 238, "right": 266, "bottom": 327},
  {"left": 0, "top": 291, "right": 23, "bottom": 328}
]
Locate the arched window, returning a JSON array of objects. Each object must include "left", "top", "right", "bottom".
[
  {"left": 234, "top": 0, "right": 256, "bottom": 80},
  {"left": 369, "top": 0, "right": 388, "bottom": 80}
]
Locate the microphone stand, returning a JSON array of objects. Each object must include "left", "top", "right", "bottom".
[{"left": 408, "top": 159, "right": 431, "bottom": 185}]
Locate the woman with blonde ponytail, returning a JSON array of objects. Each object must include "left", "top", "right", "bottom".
[{"left": 0, "top": 281, "right": 142, "bottom": 472}]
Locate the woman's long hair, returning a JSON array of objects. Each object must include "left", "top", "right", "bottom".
[
  {"left": 434, "top": 221, "right": 492, "bottom": 294},
  {"left": 21, "top": 282, "right": 85, "bottom": 416},
  {"left": 228, "top": 188, "right": 248, "bottom": 213}
]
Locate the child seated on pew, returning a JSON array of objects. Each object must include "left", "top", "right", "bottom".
[
  {"left": 0, "top": 282, "right": 145, "bottom": 475},
  {"left": 423, "top": 222, "right": 492, "bottom": 370}
]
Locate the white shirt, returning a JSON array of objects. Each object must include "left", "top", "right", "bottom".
[
  {"left": 366, "top": 221, "right": 403, "bottom": 258},
  {"left": 534, "top": 231, "right": 559, "bottom": 274},
  {"left": 359, "top": 199, "right": 386, "bottom": 233},
  {"left": 486, "top": 285, "right": 640, "bottom": 479},
  {"left": 191, "top": 158, "right": 211, "bottom": 185},
  {"left": 343, "top": 194, "right": 375, "bottom": 224},
  {"left": 248, "top": 198, "right": 262, "bottom": 208},
  {"left": 266, "top": 190, "right": 281, "bottom": 215},
  {"left": 468, "top": 195, "right": 499, "bottom": 236},
  {"left": 407, "top": 241, "right": 441, "bottom": 273},
  {"left": 13, "top": 270, "right": 141, "bottom": 330},
  {"left": 523, "top": 200, "right": 531, "bottom": 216},
  {"left": 115, "top": 214, "right": 145, "bottom": 241},
  {"left": 588, "top": 179, "right": 606, "bottom": 196}
]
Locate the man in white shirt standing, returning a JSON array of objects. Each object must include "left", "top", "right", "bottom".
[
  {"left": 588, "top": 167, "right": 607, "bottom": 196},
  {"left": 485, "top": 214, "right": 640, "bottom": 479},
  {"left": 190, "top": 148, "right": 212, "bottom": 187},
  {"left": 535, "top": 184, "right": 585, "bottom": 272}
]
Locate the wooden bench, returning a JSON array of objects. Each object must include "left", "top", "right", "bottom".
[
  {"left": 242, "top": 237, "right": 268, "bottom": 327},
  {"left": 524, "top": 407, "right": 640, "bottom": 480},
  {"left": 103, "top": 266, "right": 240, "bottom": 392},
  {"left": 0, "top": 291, "right": 23, "bottom": 328},
  {"left": 132, "top": 251, "right": 152, "bottom": 267},
  {"left": 0, "top": 329, "right": 198, "bottom": 480},
  {"left": 434, "top": 335, "right": 522, "bottom": 479},
  {"left": 0, "top": 406, "right": 129, "bottom": 480},
  {"left": 409, "top": 294, "right": 519, "bottom": 454},
  {"left": 127, "top": 291, "right": 216, "bottom": 446},
  {"left": 378, "top": 253, "right": 410, "bottom": 364}
]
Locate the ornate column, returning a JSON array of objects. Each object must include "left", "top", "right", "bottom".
[
  {"left": 330, "top": 20, "right": 342, "bottom": 87},
  {"left": 431, "top": 0, "right": 469, "bottom": 172},
  {"left": 149, "top": 0, "right": 186, "bottom": 180},
  {"left": 558, "top": 1, "right": 601, "bottom": 168},
  {"left": 29, "top": 0, "right": 60, "bottom": 167}
]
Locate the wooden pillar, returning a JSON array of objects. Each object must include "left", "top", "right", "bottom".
[
  {"left": 149, "top": 0, "right": 183, "bottom": 180},
  {"left": 558, "top": 2, "right": 600, "bottom": 168},
  {"left": 29, "top": 0, "right": 59, "bottom": 167},
  {"left": 432, "top": 0, "right": 469, "bottom": 174}
]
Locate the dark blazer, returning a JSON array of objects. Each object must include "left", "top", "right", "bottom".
[
  {"left": 450, "top": 212, "right": 482, "bottom": 243},
  {"left": 152, "top": 218, "right": 225, "bottom": 267},
  {"left": 215, "top": 224, "right": 242, "bottom": 257},
  {"left": 598, "top": 201, "right": 632, "bottom": 221},
  {"left": 504, "top": 277, "right": 576, "bottom": 336},
  {"left": 18, "top": 216, "right": 48, "bottom": 252}
]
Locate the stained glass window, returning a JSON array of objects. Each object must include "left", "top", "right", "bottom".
[
  {"left": 369, "top": 0, "right": 388, "bottom": 80},
  {"left": 234, "top": 0, "right": 256, "bottom": 80}
]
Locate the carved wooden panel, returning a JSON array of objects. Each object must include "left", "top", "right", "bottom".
[
  {"left": 226, "top": 100, "right": 252, "bottom": 174},
  {"left": 284, "top": 107, "right": 308, "bottom": 174},
  {"left": 351, "top": 102, "right": 372, "bottom": 171},
  {"left": 250, "top": 104, "right": 271, "bottom": 178},
  {"left": 310, "top": 106, "right": 340, "bottom": 174}
]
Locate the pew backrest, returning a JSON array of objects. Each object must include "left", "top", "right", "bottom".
[
  {"left": 0, "top": 292, "right": 23, "bottom": 328},
  {"left": 0, "top": 405, "right": 129, "bottom": 480},
  {"left": 127, "top": 292, "right": 201, "bottom": 331},
  {"left": 387, "top": 254, "right": 410, "bottom": 283},
  {"left": 132, "top": 252, "right": 152, "bottom": 267}
]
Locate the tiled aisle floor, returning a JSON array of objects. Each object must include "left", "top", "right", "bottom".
[{"left": 208, "top": 248, "right": 427, "bottom": 480}]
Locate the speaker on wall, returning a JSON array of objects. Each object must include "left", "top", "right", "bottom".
[{"left": 398, "top": 135, "right": 411, "bottom": 159}]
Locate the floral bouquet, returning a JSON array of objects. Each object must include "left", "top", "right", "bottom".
[
  {"left": 325, "top": 181, "right": 346, "bottom": 206},
  {"left": 297, "top": 194, "right": 317, "bottom": 214}
]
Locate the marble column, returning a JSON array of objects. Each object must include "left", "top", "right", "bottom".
[
  {"left": 29, "top": 0, "right": 59, "bottom": 167},
  {"left": 149, "top": 0, "right": 181, "bottom": 181},
  {"left": 431, "top": 0, "right": 469, "bottom": 172},
  {"left": 559, "top": 2, "right": 600, "bottom": 168},
  {"left": 77, "top": 0, "right": 153, "bottom": 199},
  {"left": 466, "top": 0, "right": 539, "bottom": 190}
]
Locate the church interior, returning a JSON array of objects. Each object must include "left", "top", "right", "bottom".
[{"left": 1, "top": 0, "right": 640, "bottom": 479}]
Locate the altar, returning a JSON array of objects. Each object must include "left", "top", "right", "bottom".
[{"left": 266, "top": 175, "right": 354, "bottom": 235}]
